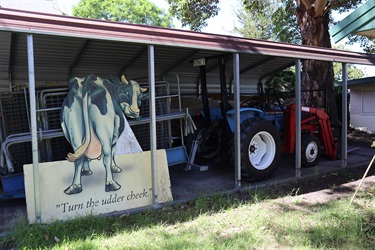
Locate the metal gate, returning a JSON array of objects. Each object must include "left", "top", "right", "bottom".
[{"left": 0, "top": 81, "right": 175, "bottom": 174}]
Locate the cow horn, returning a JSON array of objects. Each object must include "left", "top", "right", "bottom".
[
  {"left": 141, "top": 87, "right": 147, "bottom": 93},
  {"left": 121, "top": 75, "right": 128, "bottom": 84}
]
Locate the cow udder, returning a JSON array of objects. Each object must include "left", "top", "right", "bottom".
[{"left": 85, "top": 129, "right": 102, "bottom": 160}]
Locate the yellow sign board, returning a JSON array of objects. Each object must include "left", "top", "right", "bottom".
[{"left": 24, "top": 150, "right": 172, "bottom": 223}]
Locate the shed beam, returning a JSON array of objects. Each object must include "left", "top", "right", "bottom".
[
  {"left": 119, "top": 46, "right": 147, "bottom": 75},
  {"left": 161, "top": 50, "right": 200, "bottom": 76},
  {"left": 68, "top": 39, "right": 88, "bottom": 79}
]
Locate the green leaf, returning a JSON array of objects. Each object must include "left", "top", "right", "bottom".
[{"left": 73, "top": 0, "right": 173, "bottom": 28}]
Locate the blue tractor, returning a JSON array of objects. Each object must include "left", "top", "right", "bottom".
[
  {"left": 186, "top": 55, "right": 284, "bottom": 180},
  {"left": 187, "top": 56, "right": 334, "bottom": 180},
  {"left": 188, "top": 102, "right": 284, "bottom": 180}
]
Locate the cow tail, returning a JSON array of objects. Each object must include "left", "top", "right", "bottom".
[{"left": 66, "top": 78, "right": 92, "bottom": 162}]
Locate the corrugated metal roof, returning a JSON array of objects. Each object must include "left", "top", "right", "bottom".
[
  {"left": 0, "top": 8, "right": 373, "bottom": 94},
  {"left": 0, "top": 0, "right": 62, "bottom": 15},
  {"left": 0, "top": 8, "right": 373, "bottom": 65}
]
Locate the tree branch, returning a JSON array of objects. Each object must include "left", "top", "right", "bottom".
[
  {"left": 301, "top": 0, "right": 312, "bottom": 9},
  {"left": 323, "top": 0, "right": 350, "bottom": 16},
  {"left": 314, "top": 0, "right": 328, "bottom": 17}
]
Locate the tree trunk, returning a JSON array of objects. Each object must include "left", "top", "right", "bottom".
[{"left": 295, "top": 0, "right": 339, "bottom": 125}]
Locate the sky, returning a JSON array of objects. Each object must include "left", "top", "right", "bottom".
[{"left": 57, "top": 0, "right": 373, "bottom": 76}]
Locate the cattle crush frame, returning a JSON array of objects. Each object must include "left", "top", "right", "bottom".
[{"left": 0, "top": 77, "right": 192, "bottom": 199}]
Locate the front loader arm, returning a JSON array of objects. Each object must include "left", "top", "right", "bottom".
[
  {"left": 284, "top": 104, "right": 338, "bottom": 160},
  {"left": 300, "top": 106, "right": 338, "bottom": 160}
]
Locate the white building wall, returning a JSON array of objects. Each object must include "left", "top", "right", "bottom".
[{"left": 349, "top": 82, "right": 375, "bottom": 133}]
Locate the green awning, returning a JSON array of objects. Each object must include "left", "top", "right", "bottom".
[{"left": 330, "top": 0, "right": 375, "bottom": 43}]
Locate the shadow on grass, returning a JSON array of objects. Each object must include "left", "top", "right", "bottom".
[
  {"left": 265, "top": 199, "right": 375, "bottom": 249},
  {"left": 1, "top": 192, "right": 244, "bottom": 249},
  {"left": 1, "top": 167, "right": 374, "bottom": 249}
]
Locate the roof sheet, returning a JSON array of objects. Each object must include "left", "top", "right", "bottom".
[
  {"left": 0, "top": 7, "right": 373, "bottom": 66},
  {"left": 0, "top": 7, "right": 374, "bottom": 94}
]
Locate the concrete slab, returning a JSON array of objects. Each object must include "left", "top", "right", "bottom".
[{"left": 169, "top": 145, "right": 375, "bottom": 199}]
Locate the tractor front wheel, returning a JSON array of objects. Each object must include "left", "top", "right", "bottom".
[{"left": 301, "top": 134, "right": 321, "bottom": 167}]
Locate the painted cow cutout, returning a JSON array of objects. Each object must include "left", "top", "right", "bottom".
[{"left": 60, "top": 74, "right": 147, "bottom": 195}]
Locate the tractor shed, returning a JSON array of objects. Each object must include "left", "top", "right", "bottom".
[{"left": 0, "top": 8, "right": 374, "bottom": 222}]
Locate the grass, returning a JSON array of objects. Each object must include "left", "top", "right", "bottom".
[{"left": 1, "top": 183, "right": 374, "bottom": 250}]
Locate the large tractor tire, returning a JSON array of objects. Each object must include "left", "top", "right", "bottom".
[
  {"left": 240, "top": 118, "right": 282, "bottom": 180},
  {"left": 301, "top": 134, "right": 321, "bottom": 167},
  {"left": 193, "top": 119, "right": 227, "bottom": 165}
]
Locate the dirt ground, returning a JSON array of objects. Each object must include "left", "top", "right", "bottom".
[
  {"left": 276, "top": 175, "right": 375, "bottom": 207},
  {"left": 347, "top": 127, "right": 375, "bottom": 148}
]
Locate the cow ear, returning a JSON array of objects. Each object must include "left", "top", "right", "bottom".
[
  {"left": 141, "top": 87, "right": 148, "bottom": 93},
  {"left": 121, "top": 75, "right": 128, "bottom": 85}
]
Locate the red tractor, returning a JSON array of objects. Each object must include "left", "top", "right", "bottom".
[{"left": 283, "top": 103, "right": 338, "bottom": 167}]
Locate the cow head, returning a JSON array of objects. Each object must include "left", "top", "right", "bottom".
[{"left": 117, "top": 75, "right": 148, "bottom": 121}]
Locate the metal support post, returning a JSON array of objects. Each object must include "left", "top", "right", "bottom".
[
  {"left": 295, "top": 59, "right": 302, "bottom": 178},
  {"left": 27, "top": 34, "right": 41, "bottom": 223},
  {"left": 342, "top": 63, "right": 348, "bottom": 167},
  {"left": 233, "top": 53, "right": 241, "bottom": 188},
  {"left": 148, "top": 45, "right": 158, "bottom": 207}
]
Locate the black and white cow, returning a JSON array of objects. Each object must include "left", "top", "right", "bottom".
[{"left": 60, "top": 74, "right": 147, "bottom": 195}]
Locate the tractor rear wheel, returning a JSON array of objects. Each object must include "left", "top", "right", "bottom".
[
  {"left": 301, "top": 134, "right": 321, "bottom": 167},
  {"left": 240, "top": 118, "right": 282, "bottom": 180},
  {"left": 193, "top": 119, "right": 227, "bottom": 165}
]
